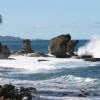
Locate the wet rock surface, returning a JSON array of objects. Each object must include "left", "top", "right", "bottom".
[
  {"left": 80, "top": 55, "right": 100, "bottom": 62},
  {"left": 0, "top": 84, "right": 37, "bottom": 100},
  {"left": 48, "top": 34, "right": 78, "bottom": 58},
  {"left": 15, "top": 39, "right": 33, "bottom": 55},
  {"left": 0, "top": 43, "right": 11, "bottom": 58}
]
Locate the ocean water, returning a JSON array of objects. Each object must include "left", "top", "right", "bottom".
[{"left": 0, "top": 40, "right": 100, "bottom": 100}]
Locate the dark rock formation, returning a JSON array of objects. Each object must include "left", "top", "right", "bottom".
[
  {"left": 80, "top": 55, "right": 100, "bottom": 62},
  {"left": 38, "top": 59, "right": 49, "bottom": 62},
  {"left": 16, "top": 39, "right": 33, "bottom": 55},
  {"left": 0, "top": 43, "right": 11, "bottom": 58},
  {"left": 48, "top": 34, "right": 78, "bottom": 58},
  {"left": 23, "top": 39, "right": 33, "bottom": 53},
  {"left": 0, "top": 84, "right": 37, "bottom": 100},
  {"left": 66, "top": 40, "right": 79, "bottom": 56}
]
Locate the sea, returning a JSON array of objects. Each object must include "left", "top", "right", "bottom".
[{"left": 0, "top": 40, "right": 100, "bottom": 100}]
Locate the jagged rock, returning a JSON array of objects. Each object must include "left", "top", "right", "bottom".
[
  {"left": 48, "top": 34, "right": 71, "bottom": 58},
  {"left": 0, "top": 84, "right": 37, "bottom": 100},
  {"left": 15, "top": 39, "right": 34, "bottom": 55},
  {"left": 48, "top": 34, "right": 78, "bottom": 58},
  {"left": 23, "top": 39, "right": 33, "bottom": 53},
  {"left": 0, "top": 43, "right": 11, "bottom": 58},
  {"left": 66, "top": 40, "right": 79, "bottom": 56}
]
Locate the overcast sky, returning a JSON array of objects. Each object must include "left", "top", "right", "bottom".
[{"left": 0, "top": 0, "right": 100, "bottom": 39}]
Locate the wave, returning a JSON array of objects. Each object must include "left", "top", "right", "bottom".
[
  {"left": 0, "top": 75, "right": 99, "bottom": 99},
  {"left": 77, "top": 34, "right": 100, "bottom": 58},
  {"left": 0, "top": 55, "right": 100, "bottom": 74}
]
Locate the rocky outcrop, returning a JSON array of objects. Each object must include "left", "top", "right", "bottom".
[
  {"left": 80, "top": 55, "right": 100, "bottom": 62},
  {"left": 15, "top": 39, "right": 33, "bottom": 55},
  {"left": 23, "top": 39, "right": 33, "bottom": 53},
  {"left": 48, "top": 34, "right": 78, "bottom": 58},
  {"left": 0, "top": 43, "right": 11, "bottom": 58},
  {"left": 0, "top": 84, "right": 37, "bottom": 100}
]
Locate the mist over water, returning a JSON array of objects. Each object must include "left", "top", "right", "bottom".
[{"left": 77, "top": 34, "right": 100, "bottom": 58}]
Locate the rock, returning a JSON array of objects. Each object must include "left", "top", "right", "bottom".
[
  {"left": 0, "top": 44, "right": 11, "bottom": 58},
  {"left": 23, "top": 39, "right": 33, "bottom": 53},
  {"left": 78, "top": 90, "right": 89, "bottom": 97},
  {"left": 15, "top": 39, "right": 34, "bottom": 55},
  {"left": 81, "top": 55, "right": 93, "bottom": 59},
  {"left": 38, "top": 59, "right": 49, "bottom": 62},
  {"left": 0, "top": 96, "right": 4, "bottom": 100},
  {"left": 2, "top": 84, "right": 15, "bottom": 91},
  {"left": 48, "top": 34, "right": 71, "bottom": 58},
  {"left": 84, "top": 58, "right": 100, "bottom": 62},
  {"left": 0, "top": 84, "right": 37, "bottom": 100},
  {"left": 66, "top": 40, "right": 79, "bottom": 56},
  {"left": 15, "top": 50, "right": 27, "bottom": 55},
  {"left": 80, "top": 55, "right": 100, "bottom": 62},
  {"left": 0, "top": 84, "right": 15, "bottom": 98},
  {"left": 48, "top": 34, "right": 78, "bottom": 58},
  {"left": 27, "top": 52, "right": 48, "bottom": 57}
]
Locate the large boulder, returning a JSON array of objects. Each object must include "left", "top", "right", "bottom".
[
  {"left": 0, "top": 84, "right": 37, "bottom": 100},
  {"left": 48, "top": 34, "right": 71, "bottom": 57},
  {"left": 48, "top": 34, "right": 79, "bottom": 58}
]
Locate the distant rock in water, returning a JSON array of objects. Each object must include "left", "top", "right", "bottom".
[
  {"left": 16, "top": 39, "right": 33, "bottom": 55},
  {"left": 0, "top": 42, "right": 11, "bottom": 58},
  {"left": 48, "top": 34, "right": 78, "bottom": 58},
  {"left": 23, "top": 39, "right": 33, "bottom": 53}
]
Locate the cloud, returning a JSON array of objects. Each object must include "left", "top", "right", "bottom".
[{"left": 33, "top": 24, "right": 49, "bottom": 29}]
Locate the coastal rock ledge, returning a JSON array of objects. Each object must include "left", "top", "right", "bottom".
[{"left": 0, "top": 84, "right": 37, "bottom": 100}]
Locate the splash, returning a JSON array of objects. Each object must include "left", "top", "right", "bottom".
[{"left": 77, "top": 34, "right": 100, "bottom": 58}]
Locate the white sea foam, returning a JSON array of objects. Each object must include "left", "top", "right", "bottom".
[
  {"left": 39, "top": 96, "right": 100, "bottom": 100},
  {"left": 77, "top": 34, "right": 100, "bottom": 58},
  {"left": 0, "top": 55, "right": 99, "bottom": 74}
]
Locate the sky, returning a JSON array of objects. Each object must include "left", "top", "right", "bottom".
[{"left": 0, "top": 0, "right": 100, "bottom": 39}]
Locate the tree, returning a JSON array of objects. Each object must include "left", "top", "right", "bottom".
[{"left": 0, "top": 14, "right": 2, "bottom": 24}]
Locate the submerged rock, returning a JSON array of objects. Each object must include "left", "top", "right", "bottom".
[
  {"left": 80, "top": 55, "right": 100, "bottom": 62},
  {"left": 38, "top": 59, "right": 49, "bottom": 62}
]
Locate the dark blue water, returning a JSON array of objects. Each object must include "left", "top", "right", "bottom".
[{"left": 0, "top": 40, "right": 88, "bottom": 53}]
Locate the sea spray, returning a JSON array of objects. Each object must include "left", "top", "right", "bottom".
[{"left": 77, "top": 34, "right": 100, "bottom": 58}]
